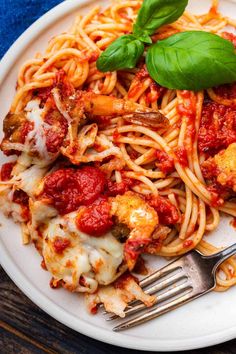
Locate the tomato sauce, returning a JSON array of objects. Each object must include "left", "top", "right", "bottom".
[
  {"left": 42, "top": 166, "right": 107, "bottom": 215},
  {"left": 198, "top": 101, "right": 236, "bottom": 156},
  {"left": 12, "top": 189, "right": 29, "bottom": 206},
  {"left": 77, "top": 196, "right": 113, "bottom": 236},
  {"left": 177, "top": 90, "right": 196, "bottom": 120},
  {"left": 175, "top": 146, "right": 188, "bottom": 167},
  {"left": 114, "top": 273, "right": 139, "bottom": 289},
  {"left": 146, "top": 195, "right": 179, "bottom": 225},
  {"left": 156, "top": 149, "right": 175, "bottom": 174},
  {"left": 0, "top": 162, "right": 15, "bottom": 181},
  {"left": 230, "top": 218, "right": 236, "bottom": 229},
  {"left": 222, "top": 32, "right": 236, "bottom": 48},
  {"left": 20, "top": 121, "right": 34, "bottom": 143},
  {"left": 106, "top": 177, "right": 135, "bottom": 197},
  {"left": 53, "top": 236, "right": 71, "bottom": 254},
  {"left": 207, "top": 184, "right": 225, "bottom": 207},
  {"left": 12, "top": 189, "right": 30, "bottom": 220},
  {"left": 183, "top": 239, "right": 193, "bottom": 248},
  {"left": 44, "top": 109, "right": 68, "bottom": 153},
  {"left": 146, "top": 82, "right": 165, "bottom": 104},
  {"left": 112, "top": 129, "right": 121, "bottom": 143},
  {"left": 54, "top": 70, "right": 75, "bottom": 98},
  {"left": 213, "top": 83, "right": 236, "bottom": 101},
  {"left": 124, "top": 238, "right": 151, "bottom": 264},
  {"left": 201, "top": 158, "right": 228, "bottom": 205}
]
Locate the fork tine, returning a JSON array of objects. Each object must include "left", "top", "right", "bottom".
[
  {"left": 113, "top": 290, "right": 195, "bottom": 332},
  {"left": 139, "top": 257, "right": 183, "bottom": 288},
  {"left": 106, "top": 282, "right": 192, "bottom": 321}
]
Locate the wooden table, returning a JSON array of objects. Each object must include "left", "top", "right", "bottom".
[{"left": 1, "top": 266, "right": 235, "bottom": 354}]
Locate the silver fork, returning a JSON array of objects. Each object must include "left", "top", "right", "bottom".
[{"left": 104, "top": 243, "right": 236, "bottom": 331}]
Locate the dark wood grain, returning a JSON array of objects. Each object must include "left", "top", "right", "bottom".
[{"left": 0, "top": 266, "right": 235, "bottom": 354}]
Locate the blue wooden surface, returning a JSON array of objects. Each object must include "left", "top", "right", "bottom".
[{"left": 0, "top": 0, "right": 62, "bottom": 58}]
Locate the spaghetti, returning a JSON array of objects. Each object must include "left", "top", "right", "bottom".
[{"left": 0, "top": 0, "right": 236, "bottom": 314}]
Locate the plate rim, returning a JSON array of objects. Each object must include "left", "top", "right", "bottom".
[{"left": 0, "top": 0, "right": 236, "bottom": 350}]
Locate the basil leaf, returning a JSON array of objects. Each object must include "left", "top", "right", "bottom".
[
  {"left": 135, "top": 32, "right": 152, "bottom": 44},
  {"left": 133, "top": 0, "right": 188, "bottom": 38},
  {"left": 146, "top": 31, "right": 236, "bottom": 91},
  {"left": 96, "top": 35, "right": 144, "bottom": 72}
]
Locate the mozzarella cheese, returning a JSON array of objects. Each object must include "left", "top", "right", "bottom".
[
  {"left": 15, "top": 165, "right": 48, "bottom": 198},
  {"left": 25, "top": 100, "right": 57, "bottom": 165},
  {"left": 0, "top": 186, "right": 27, "bottom": 223},
  {"left": 86, "top": 275, "right": 156, "bottom": 317},
  {"left": 42, "top": 212, "right": 125, "bottom": 293}
]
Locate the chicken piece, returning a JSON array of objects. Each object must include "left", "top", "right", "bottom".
[
  {"left": 110, "top": 191, "right": 158, "bottom": 270},
  {"left": 202, "top": 143, "right": 236, "bottom": 192},
  {"left": 86, "top": 273, "right": 156, "bottom": 318},
  {"left": 2, "top": 112, "right": 27, "bottom": 142}
]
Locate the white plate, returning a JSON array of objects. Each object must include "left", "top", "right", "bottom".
[{"left": 0, "top": 0, "right": 236, "bottom": 351}]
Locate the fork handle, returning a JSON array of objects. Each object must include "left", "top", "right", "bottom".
[{"left": 209, "top": 243, "right": 236, "bottom": 270}]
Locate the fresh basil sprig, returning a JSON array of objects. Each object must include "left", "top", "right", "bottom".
[
  {"left": 97, "top": 0, "right": 188, "bottom": 72},
  {"left": 97, "top": 35, "right": 144, "bottom": 72},
  {"left": 146, "top": 31, "right": 236, "bottom": 90},
  {"left": 133, "top": 0, "right": 188, "bottom": 43}
]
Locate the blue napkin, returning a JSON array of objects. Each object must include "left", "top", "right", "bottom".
[{"left": 0, "top": 0, "right": 62, "bottom": 58}]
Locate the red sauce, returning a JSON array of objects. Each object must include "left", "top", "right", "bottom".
[
  {"left": 136, "top": 66, "right": 149, "bottom": 80},
  {"left": 207, "top": 184, "right": 226, "bottom": 207},
  {"left": 54, "top": 70, "right": 75, "bottom": 98},
  {"left": 183, "top": 239, "right": 193, "bottom": 248},
  {"left": 113, "top": 129, "right": 121, "bottom": 143},
  {"left": 0, "top": 162, "right": 15, "bottom": 181},
  {"left": 124, "top": 238, "right": 150, "bottom": 265},
  {"left": 201, "top": 158, "right": 227, "bottom": 205},
  {"left": 34, "top": 70, "right": 74, "bottom": 104},
  {"left": 44, "top": 109, "right": 68, "bottom": 153},
  {"left": 128, "top": 66, "right": 150, "bottom": 99},
  {"left": 230, "top": 218, "right": 236, "bottom": 228},
  {"left": 175, "top": 146, "right": 188, "bottom": 166},
  {"left": 201, "top": 158, "right": 218, "bottom": 179},
  {"left": 147, "top": 195, "right": 180, "bottom": 225},
  {"left": 20, "top": 121, "right": 34, "bottom": 143},
  {"left": 209, "top": 4, "right": 218, "bottom": 16},
  {"left": 77, "top": 196, "right": 113, "bottom": 236},
  {"left": 106, "top": 177, "right": 134, "bottom": 196},
  {"left": 156, "top": 149, "right": 175, "bottom": 174},
  {"left": 114, "top": 273, "right": 138, "bottom": 289},
  {"left": 90, "top": 305, "right": 99, "bottom": 315},
  {"left": 198, "top": 101, "right": 236, "bottom": 156},
  {"left": 177, "top": 91, "right": 196, "bottom": 120},
  {"left": 50, "top": 278, "right": 63, "bottom": 289},
  {"left": 53, "top": 236, "right": 71, "bottom": 254},
  {"left": 93, "top": 115, "right": 110, "bottom": 128},
  {"left": 42, "top": 166, "right": 107, "bottom": 215},
  {"left": 221, "top": 32, "right": 236, "bottom": 48},
  {"left": 146, "top": 82, "right": 165, "bottom": 104},
  {"left": 12, "top": 189, "right": 29, "bottom": 220},
  {"left": 41, "top": 259, "right": 47, "bottom": 270},
  {"left": 12, "top": 190, "right": 29, "bottom": 206},
  {"left": 213, "top": 83, "right": 236, "bottom": 101},
  {"left": 128, "top": 148, "right": 139, "bottom": 160},
  {"left": 35, "top": 86, "right": 53, "bottom": 103}
]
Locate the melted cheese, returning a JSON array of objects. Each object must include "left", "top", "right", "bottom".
[
  {"left": 0, "top": 186, "right": 26, "bottom": 223},
  {"left": 86, "top": 276, "right": 156, "bottom": 317},
  {"left": 42, "top": 213, "right": 125, "bottom": 293},
  {"left": 25, "top": 100, "right": 56, "bottom": 165},
  {"left": 15, "top": 165, "right": 48, "bottom": 197}
]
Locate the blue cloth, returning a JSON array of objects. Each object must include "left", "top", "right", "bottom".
[{"left": 0, "top": 0, "right": 63, "bottom": 58}]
